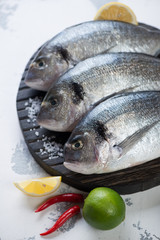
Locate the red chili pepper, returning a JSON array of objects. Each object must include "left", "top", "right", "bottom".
[
  {"left": 40, "top": 205, "right": 80, "bottom": 236},
  {"left": 35, "top": 193, "right": 84, "bottom": 213}
]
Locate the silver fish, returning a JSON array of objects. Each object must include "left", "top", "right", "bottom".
[
  {"left": 25, "top": 21, "right": 160, "bottom": 91},
  {"left": 64, "top": 91, "right": 160, "bottom": 174},
  {"left": 37, "top": 53, "right": 160, "bottom": 132}
]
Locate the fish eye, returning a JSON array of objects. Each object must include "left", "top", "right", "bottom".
[
  {"left": 48, "top": 96, "right": 58, "bottom": 106},
  {"left": 36, "top": 59, "right": 45, "bottom": 68},
  {"left": 71, "top": 140, "right": 83, "bottom": 150}
]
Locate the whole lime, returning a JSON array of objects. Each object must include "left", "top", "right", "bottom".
[{"left": 82, "top": 187, "right": 125, "bottom": 230}]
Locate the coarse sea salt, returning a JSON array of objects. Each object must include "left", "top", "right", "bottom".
[
  {"left": 35, "top": 131, "right": 39, "bottom": 137},
  {"left": 24, "top": 102, "right": 29, "bottom": 106},
  {"left": 24, "top": 97, "right": 64, "bottom": 160},
  {"left": 25, "top": 97, "right": 42, "bottom": 122},
  {"left": 40, "top": 136, "right": 64, "bottom": 159}
]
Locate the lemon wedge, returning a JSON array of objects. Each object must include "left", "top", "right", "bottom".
[
  {"left": 14, "top": 176, "right": 62, "bottom": 197},
  {"left": 94, "top": 2, "right": 138, "bottom": 25}
]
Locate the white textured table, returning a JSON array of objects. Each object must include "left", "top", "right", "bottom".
[{"left": 0, "top": 0, "right": 160, "bottom": 239}]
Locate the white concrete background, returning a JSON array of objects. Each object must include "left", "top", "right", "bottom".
[{"left": 0, "top": 0, "right": 160, "bottom": 239}]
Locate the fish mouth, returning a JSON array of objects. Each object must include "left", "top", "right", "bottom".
[
  {"left": 37, "top": 116, "right": 57, "bottom": 131},
  {"left": 37, "top": 106, "right": 73, "bottom": 132},
  {"left": 25, "top": 77, "right": 45, "bottom": 91},
  {"left": 63, "top": 162, "right": 84, "bottom": 174},
  {"left": 37, "top": 114, "right": 68, "bottom": 132},
  {"left": 63, "top": 161, "right": 96, "bottom": 175}
]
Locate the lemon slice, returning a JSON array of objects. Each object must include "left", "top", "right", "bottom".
[
  {"left": 14, "top": 176, "right": 62, "bottom": 197},
  {"left": 94, "top": 2, "right": 138, "bottom": 25}
]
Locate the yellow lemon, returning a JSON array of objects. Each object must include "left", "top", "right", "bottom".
[
  {"left": 14, "top": 176, "right": 61, "bottom": 197},
  {"left": 94, "top": 2, "right": 138, "bottom": 25}
]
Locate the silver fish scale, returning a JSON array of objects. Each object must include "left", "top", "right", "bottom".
[
  {"left": 80, "top": 92, "right": 160, "bottom": 142},
  {"left": 47, "top": 21, "right": 160, "bottom": 61},
  {"left": 38, "top": 52, "right": 160, "bottom": 132},
  {"left": 64, "top": 91, "right": 160, "bottom": 174},
  {"left": 25, "top": 21, "right": 160, "bottom": 91},
  {"left": 58, "top": 53, "right": 160, "bottom": 105},
  {"left": 59, "top": 52, "right": 160, "bottom": 82}
]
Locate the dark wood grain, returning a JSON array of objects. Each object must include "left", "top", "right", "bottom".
[{"left": 16, "top": 39, "right": 160, "bottom": 195}]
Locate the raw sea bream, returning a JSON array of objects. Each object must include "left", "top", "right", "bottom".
[
  {"left": 37, "top": 53, "right": 160, "bottom": 132},
  {"left": 25, "top": 21, "right": 160, "bottom": 91},
  {"left": 64, "top": 91, "right": 160, "bottom": 175}
]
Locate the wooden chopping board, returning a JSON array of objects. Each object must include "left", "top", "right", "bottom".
[{"left": 16, "top": 43, "right": 160, "bottom": 195}]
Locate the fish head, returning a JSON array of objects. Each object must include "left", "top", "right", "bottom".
[
  {"left": 25, "top": 46, "right": 69, "bottom": 91},
  {"left": 64, "top": 130, "right": 106, "bottom": 174},
  {"left": 37, "top": 83, "right": 86, "bottom": 131}
]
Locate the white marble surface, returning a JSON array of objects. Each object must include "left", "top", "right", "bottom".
[{"left": 0, "top": 0, "right": 160, "bottom": 239}]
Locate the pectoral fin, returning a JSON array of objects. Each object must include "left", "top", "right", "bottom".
[{"left": 113, "top": 121, "right": 158, "bottom": 157}]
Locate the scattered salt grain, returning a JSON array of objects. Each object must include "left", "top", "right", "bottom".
[
  {"left": 24, "top": 102, "right": 28, "bottom": 106},
  {"left": 35, "top": 131, "right": 39, "bottom": 137},
  {"left": 39, "top": 136, "right": 64, "bottom": 159},
  {"left": 25, "top": 97, "right": 41, "bottom": 123},
  {"left": 24, "top": 97, "right": 64, "bottom": 160}
]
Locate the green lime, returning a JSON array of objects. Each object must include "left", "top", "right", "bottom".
[{"left": 82, "top": 187, "right": 125, "bottom": 230}]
